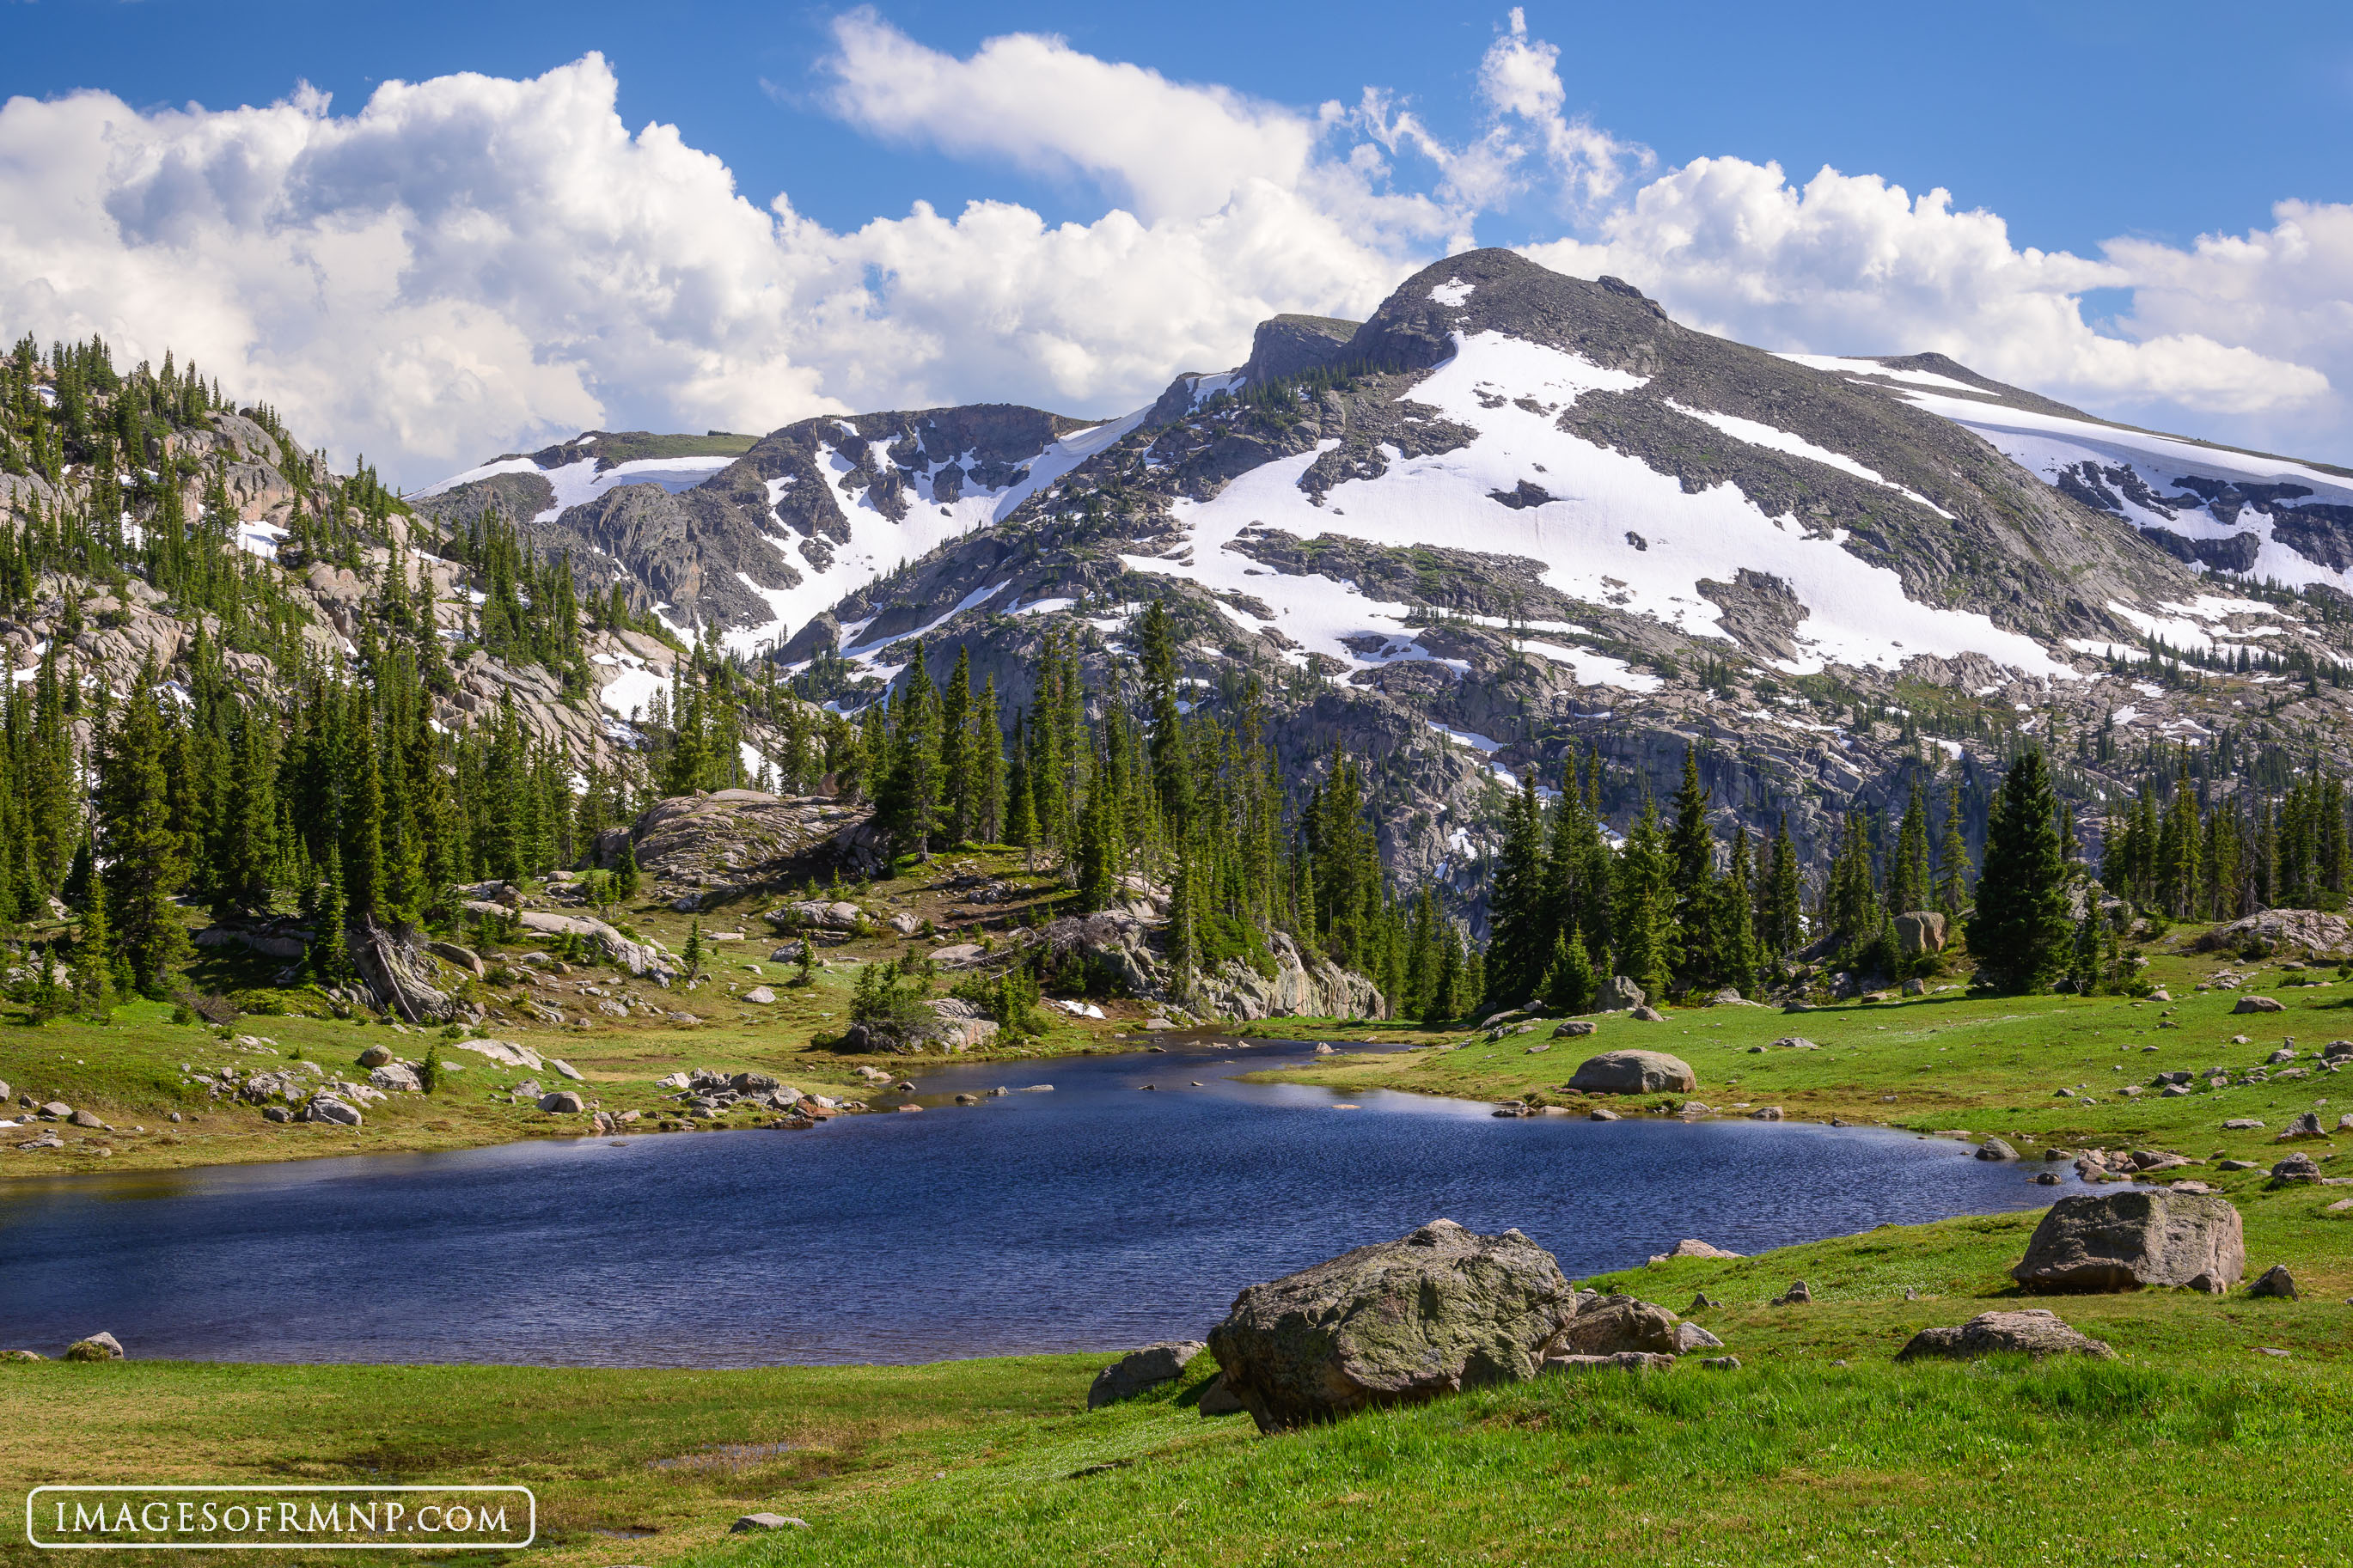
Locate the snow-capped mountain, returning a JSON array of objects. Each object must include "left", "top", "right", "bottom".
[{"left": 417, "top": 248, "right": 2353, "bottom": 894}]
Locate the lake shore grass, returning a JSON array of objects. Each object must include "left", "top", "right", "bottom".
[{"left": 9, "top": 1193, "right": 2351, "bottom": 1568}]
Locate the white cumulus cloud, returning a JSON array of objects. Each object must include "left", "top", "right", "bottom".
[{"left": 0, "top": 12, "right": 2342, "bottom": 485}]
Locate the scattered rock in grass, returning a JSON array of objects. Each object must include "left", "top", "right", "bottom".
[
  {"left": 743, "top": 986, "right": 776, "bottom": 1005},
  {"left": 39, "top": 1102, "right": 70, "bottom": 1120},
  {"left": 1673, "top": 1322, "right": 1724, "bottom": 1351},
  {"left": 357, "top": 1046, "right": 393, "bottom": 1068},
  {"left": 1977, "top": 1138, "right": 2019, "bottom": 1161},
  {"left": 1597, "top": 976, "right": 1646, "bottom": 1012},
  {"left": 537, "top": 1091, "right": 584, "bottom": 1114},
  {"left": 2246, "top": 1264, "right": 2298, "bottom": 1299},
  {"left": 1648, "top": 1239, "right": 1741, "bottom": 1264},
  {"left": 1895, "top": 1309, "right": 2115, "bottom": 1362},
  {"left": 1087, "top": 1341, "right": 1207, "bottom": 1410},
  {"left": 1702, "top": 1355, "right": 1741, "bottom": 1370},
  {"left": 1551, "top": 1020, "right": 1596, "bottom": 1038},
  {"left": 2012, "top": 1190, "right": 2245, "bottom": 1293},
  {"left": 730, "top": 1514, "right": 806, "bottom": 1531},
  {"left": 1750, "top": 1106, "right": 1783, "bottom": 1120},
  {"left": 1196, "top": 1373, "right": 1245, "bottom": 1416},
  {"left": 2223, "top": 1119, "right": 2267, "bottom": 1130},
  {"left": 1686, "top": 1293, "right": 1721, "bottom": 1312},
  {"left": 2234, "top": 996, "right": 2284, "bottom": 1014},
  {"left": 1568, "top": 1050, "right": 1696, "bottom": 1095},
  {"left": 261, "top": 1107, "right": 292, "bottom": 1124},
  {"left": 1770, "top": 1036, "right": 1819, "bottom": 1050},
  {"left": 63, "top": 1332, "right": 124, "bottom": 1361},
  {"left": 1207, "top": 1218, "right": 1574, "bottom": 1433},
  {"left": 1629, "top": 1005, "right": 1665, "bottom": 1022},
  {"left": 2218, "top": 1158, "right": 2259, "bottom": 1170},
  {"left": 1523, "top": 1043, "right": 1549, "bottom": 1054},
  {"left": 2257, "top": 1347, "right": 2292, "bottom": 1358},
  {"left": 2149, "top": 988, "right": 2172, "bottom": 1002},
  {"left": 2270, "top": 1155, "right": 2323, "bottom": 1186},
  {"left": 1559, "top": 1296, "right": 1682, "bottom": 1356},
  {"left": 0, "top": 1350, "right": 42, "bottom": 1361},
  {"left": 369, "top": 1063, "right": 422, "bottom": 1094},
  {"left": 1770, "top": 1280, "right": 1812, "bottom": 1306},
  {"left": 2276, "top": 1112, "right": 2329, "bottom": 1140}
]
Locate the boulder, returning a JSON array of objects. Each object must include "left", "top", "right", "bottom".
[
  {"left": 2012, "top": 1190, "right": 2245, "bottom": 1293},
  {"left": 1672, "top": 1321, "right": 1724, "bottom": 1352},
  {"left": 2246, "top": 1264, "right": 2298, "bottom": 1299},
  {"left": 1195, "top": 1373, "right": 1245, "bottom": 1416},
  {"left": 2270, "top": 1153, "right": 2322, "bottom": 1186},
  {"left": 453, "top": 1039, "right": 543, "bottom": 1071},
  {"left": 2234, "top": 996, "right": 2284, "bottom": 1014},
  {"left": 1771, "top": 1036, "right": 1819, "bottom": 1050},
  {"left": 1551, "top": 1020, "right": 1597, "bottom": 1038},
  {"left": 1629, "top": 1004, "right": 1666, "bottom": 1022},
  {"left": 346, "top": 914, "right": 459, "bottom": 1023},
  {"left": 1597, "top": 976, "right": 1646, "bottom": 1012},
  {"left": 1894, "top": 911, "right": 1947, "bottom": 955},
  {"left": 1568, "top": 1050, "right": 1696, "bottom": 1095},
  {"left": 1769, "top": 1280, "right": 1812, "bottom": 1306},
  {"left": 1647, "top": 1239, "right": 1740, "bottom": 1264},
  {"left": 63, "top": 1332, "right": 125, "bottom": 1362},
  {"left": 743, "top": 985, "right": 777, "bottom": 1005},
  {"left": 537, "top": 1090, "right": 585, "bottom": 1113},
  {"left": 1207, "top": 1219, "right": 1574, "bottom": 1433},
  {"left": 357, "top": 1045, "right": 393, "bottom": 1068},
  {"left": 298, "top": 1094, "right": 362, "bottom": 1127},
  {"left": 426, "top": 940, "right": 486, "bottom": 978},
  {"left": 1085, "top": 1340, "right": 1206, "bottom": 1410},
  {"left": 368, "top": 1063, "right": 423, "bottom": 1094},
  {"left": 1556, "top": 1295, "right": 1682, "bottom": 1356},
  {"left": 1895, "top": 1309, "right": 2115, "bottom": 1362},
  {"left": 730, "top": 1514, "right": 807, "bottom": 1532},
  {"left": 2275, "top": 1112, "right": 2329, "bottom": 1141},
  {"left": 1976, "top": 1138, "right": 2020, "bottom": 1161}
]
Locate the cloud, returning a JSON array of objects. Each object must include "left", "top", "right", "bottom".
[
  {"left": 1525, "top": 157, "right": 2335, "bottom": 433},
  {"left": 0, "top": 13, "right": 2341, "bottom": 486}
]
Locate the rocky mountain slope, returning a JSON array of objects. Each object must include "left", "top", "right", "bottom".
[{"left": 407, "top": 251, "right": 2353, "bottom": 924}]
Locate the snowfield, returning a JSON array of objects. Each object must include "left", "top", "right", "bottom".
[{"left": 1122, "top": 333, "right": 2069, "bottom": 682}]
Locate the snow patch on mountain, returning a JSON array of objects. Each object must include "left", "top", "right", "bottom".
[{"left": 1123, "top": 332, "right": 2068, "bottom": 681}]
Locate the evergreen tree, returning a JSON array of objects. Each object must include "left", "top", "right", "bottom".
[
  {"left": 613, "top": 839, "right": 641, "bottom": 906},
  {"left": 1891, "top": 780, "right": 1931, "bottom": 914},
  {"left": 681, "top": 918, "right": 705, "bottom": 981},
  {"left": 1426, "top": 923, "right": 1463, "bottom": 1023},
  {"left": 72, "top": 882, "right": 109, "bottom": 1018},
  {"left": 1936, "top": 784, "right": 1971, "bottom": 918},
  {"left": 1611, "top": 798, "right": 1674, "bottom": 1000},
  {"left": 95, "top": 668, "right": 190, "bottom": 994},
  {"left": 1539, "top": 927, "right": 1598, "bottom": 1015},
  {"left": 1717, "top": 823, "right": 1759, "bottom": 995},
  {"left": 1966, "top": 751, "right": 2072, "bottom": 992},
  {"left": 1482, "top": 774, "right": 1548, "bottom": 1008}
]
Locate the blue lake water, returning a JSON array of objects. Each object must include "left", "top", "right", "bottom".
[{"left": 0, "top": 1040, "right": 2056, "bottom": 1367}]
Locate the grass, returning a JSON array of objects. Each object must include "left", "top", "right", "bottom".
[
  {"left": 9, "top": 1195, "right": 2352, "bottom": 1568},
  {"left": 15, "top": 939, "right": 2353, "bottom": 1564},
  {"left": 1253, "top": 947, "right": 2353, "bottom": 1181}
]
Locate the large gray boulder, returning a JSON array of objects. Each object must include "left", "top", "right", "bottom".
[
  {"left": 346, "top": 914, "right": 459, "bottom": 1024},
  {"left": 1085, "top": 1340, "right": 1205, "bottom": 1410},
  {"left": 1597, "top": 976, "right": 1646, "bottom": 1012},
  {"left": 1894, "top": 911, "right": 1947, "bottom": 955},
  {"left": 1568, "top": 1050, "right": 1697, "bottom": 1095},
  {"left": 1555, "top": 1295, "right": 1681, "bottom": 1355},
  {"left": 2012, "top": 1190, "right": 2245, "bottom": 1294},
  {"left": 1207, "top": 1219, "right": 1574, "bottom": 1433},
  {"left": 1896, "top": 1309, "right": 2115, "bottom": 1361}
]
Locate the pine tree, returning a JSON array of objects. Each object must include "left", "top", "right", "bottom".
[
  {"left": 1936, "top": 784, "right": 1971, "bottom": 918},
  {"left": 1482, "top": 774, "right": 1548, "bottom": 1008},
  {"left": 1717, "top": 824, "right": 1759, "bottom": 995},
  {"left": 1966, "top": 752, "right": 2072, "bottom": 993},
  {"left": 613, "top": 839, "right": 641, "bottom": 906},
  {"left": 1612, "top": 798, "right": 1674, "bottom": 1001},
  {"left": 1426, "top": 924, "right": 1463, "bottom": 1023},
  {"left": 1540, "top": 927, "right": 1598, "bottom": 1015},
  {"left": 1891, "top": 780, "right": 1931, "bottom": 915},
  {"left": 939, "top": 644, "right": 973, "bottom": 843},
  {"left": 72, "top": 882, "right": 109, "bottom": 1019},
  {"left": 682, "top": 918, "right": 705, "bottom": 981},
  {"left": 95, "top": 666, "right": 189, "bottom": 994}
]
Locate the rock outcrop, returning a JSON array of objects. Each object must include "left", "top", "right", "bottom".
[
  {"left": 1568, "top": 1050, "right": 1697, "bottom": 1095},
  {"left": 1086, "top": 1341, "right": 1207, "bottom": 1409},
  {"left": 2012, "top": 1190, "right": 2245, "bottom": 1294},
  {"left": 1207, "top": 1219, "right": 1574, "bottom": 1432},
  {"left": 345, "top": 916, "right": 457, "bottom": 1024},
  {"left": 1895, "top": 1309, "right": 2116, "bottom": 1361}
]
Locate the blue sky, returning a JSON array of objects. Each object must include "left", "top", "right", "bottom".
[
  {"left": 11, "top": 0, "right": 2346, "bottom": 259},
  {"left": 3, "top": 1, "right": 2350, "bottom": 478}
]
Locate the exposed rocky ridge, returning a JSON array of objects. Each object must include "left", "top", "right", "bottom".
[{"left": 405, "top": 250, "right": 2353, "bottom": 919}]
